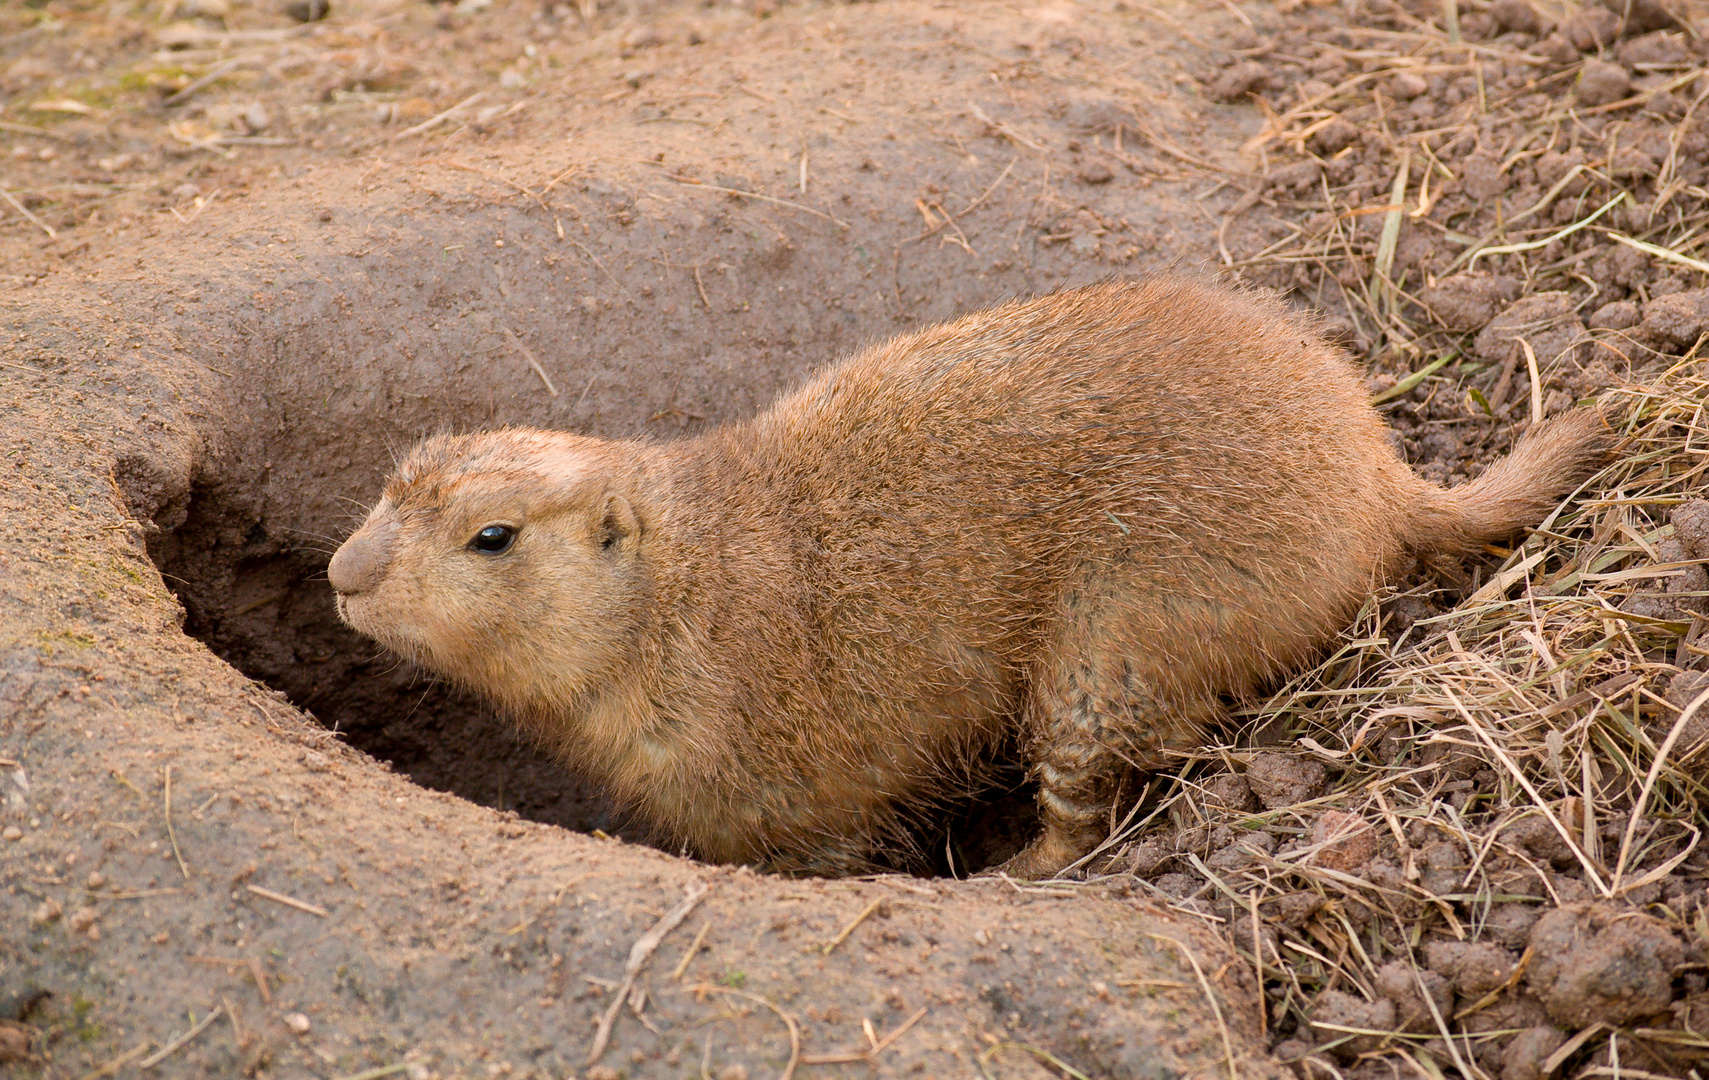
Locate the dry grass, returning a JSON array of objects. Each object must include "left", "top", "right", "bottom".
[
  {"left": 1091, "top": 363, "right": 1709, "bottom": 1078},
  {"left": 1224, "top": 8, "right": 1709, "bottom": 368},
  {"left": 1086, "top": 3, "right": 1709, "bottom": 1075}
]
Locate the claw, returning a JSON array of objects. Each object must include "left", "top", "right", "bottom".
[{"left": 991, "top": 830, "right": 1087, "bottom": 881}]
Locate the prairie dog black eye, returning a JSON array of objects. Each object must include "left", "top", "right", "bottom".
[{"left": 469, "top": 524, "right": 516, "bottom": 554}]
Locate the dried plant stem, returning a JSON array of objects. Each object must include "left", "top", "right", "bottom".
[
  {"left": 138, "top": 1006, "right": 223, "bottom": 1069},
  {"left": 1612, "top": 682, "right": 1709, "bottom": 891},
  {"left": 1149, "top": 934, "right": 1240, "bottom": 1080},
  {"left": 683, "top": 985, "right": 802, "bottom": 1080},
  {"left": 587, "top": 880, "right": 709, "bottom": 1067},
  {"left": 163, "top": 765, "right": 188, "bottom": 880}
]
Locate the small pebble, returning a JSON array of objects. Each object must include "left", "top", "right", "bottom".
[
  {"left": 31, "top": 900, "right": 61, "bottom": 927},
  {"left": 85, "top": 871, "right": 106, "bottom": 889},
  {"left": 283, "top": 0, "right": 330, "bottom": 21},
  {"left": 2, "top": 826, "right": 21, "bottom": 842},
  {"left": 1309, "top": 810, "right": 1379, "bottom": 873},
  {"left": 1576, "top": 59, "right": 1631, "bottom": 107},
  {"left": 67, "top": 906, "right": 97, "bottom": 933},
  {"left": 1077, "top": 162, "right": 1114, "bottom": 185},
  {"left": 1588, "top": 300, "right": 1639, "bottom": 330},
  {"left": 1488, "top": 0, "right": 1544, "bottom": 34},
  {"left": 1389, "top": 71, "right": 1429, "bottom": 99},
  {"left": 284, "top": 1012, "right": 312, "bottom": 1034},
  {"left": 0, "top": 1021, "right": 30, "bottom": 1060}
]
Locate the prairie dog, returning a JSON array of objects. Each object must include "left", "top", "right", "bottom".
[{"left": 328, "top": 278, "right": 1611, "bottom": 878}]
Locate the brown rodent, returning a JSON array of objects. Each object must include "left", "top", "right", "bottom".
[{"left": 328, "top": 277, "right": 1611, "bottom": 878}]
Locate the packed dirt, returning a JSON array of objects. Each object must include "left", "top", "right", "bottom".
[{"left": 5, "top": 0, "right": 1709, "bottom": 1077}]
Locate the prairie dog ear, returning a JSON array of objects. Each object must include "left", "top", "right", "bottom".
[{"left": 600, "top": 493, "right": 639, "bottom": 551}]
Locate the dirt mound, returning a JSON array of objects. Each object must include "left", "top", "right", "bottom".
[{"left": 5, "top": 0, "right": 1252, "bottom": 851}]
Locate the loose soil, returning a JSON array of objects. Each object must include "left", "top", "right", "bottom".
[{"left": 5, "top": 0, "right": 1709, "bottom": 1078}]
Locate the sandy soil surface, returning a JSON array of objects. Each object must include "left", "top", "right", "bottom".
[{"left": 5, "top": 0, "right": 1709, "bottom": 1078}]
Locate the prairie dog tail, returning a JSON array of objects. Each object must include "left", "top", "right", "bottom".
[{"left": 1409, "top": 405, "right": 1616, "bottom": 559}]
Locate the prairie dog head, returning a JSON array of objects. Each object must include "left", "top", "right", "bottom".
[{"left": 328, "top": 429, "right": 647, "bottom": 709}]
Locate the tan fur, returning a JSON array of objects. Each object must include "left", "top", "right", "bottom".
[{"left": 328, "top": 278, "right": 1612, "bottom": 877}]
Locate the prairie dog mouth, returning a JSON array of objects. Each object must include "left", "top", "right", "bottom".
[{"left": 336, "top": 593, "right": 422, "bottom": 657}]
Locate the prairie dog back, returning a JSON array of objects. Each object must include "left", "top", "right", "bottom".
[{"left": 329, "top": 277, "right": 1611, "bottom": 877}]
